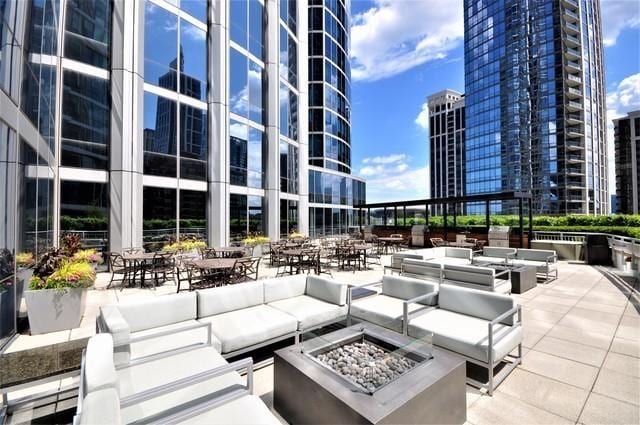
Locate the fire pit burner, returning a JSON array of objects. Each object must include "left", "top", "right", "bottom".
[
  {"left": 316, "top": 341, "right": 416, "bottom": 393},
  {"left": 306, "top": 330, "right": 430, "bottom": 395}
]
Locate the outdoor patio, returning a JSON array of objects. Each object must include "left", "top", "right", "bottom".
[{"left": 3, "top": 257, "right": 639, "bottom": 425}]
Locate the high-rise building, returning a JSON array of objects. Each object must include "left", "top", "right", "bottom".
[
  {"left": 464, "top": 0, "right": 608, "bottom": 214},
  {"left": 428, "top": 89, "right": 465, "bottom": 214},
  {"left": 307, "top": 0, "right": 365, "bottom": 237},
  {"left": 0, "top": 0, "right": 364, "bottom": 271},
  {"left": 613, "top": 110, "right": 640, "bottom": 214}
]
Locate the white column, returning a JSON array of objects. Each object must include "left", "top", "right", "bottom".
[
  {"left": 109, "top": 0, "right": 145, "bottom": 252},
  {"left": 297, "top": 0, "right": 309, "bottom": 236},
  {"left": 207, "top": 0, "right": 229, "bottom": 246},
  {"left": 265, "top": 0, "right": 281, "bottom": 240}
]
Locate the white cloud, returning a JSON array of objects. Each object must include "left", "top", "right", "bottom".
[
  {"left": 606, "top": 73, "right": 640, "bottom": 195},
  {"left": 415, "top": 102, "right": 430, "bottom": 130},
  {"left": 350, "top": 0, "right": 463, "bottom": 82},
  {"left": 600, "top": 0, "right": 640, "bottom": 46},
  {"left": 357, "top": 154, "right": 428, "bottom": 202}
]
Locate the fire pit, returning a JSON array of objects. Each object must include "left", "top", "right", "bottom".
[
  {"left": 274, "top": 323, "right": 466, "bottom": 424},
  {"left": 307, "top": 331, "right": 429, "bottom": 394}
]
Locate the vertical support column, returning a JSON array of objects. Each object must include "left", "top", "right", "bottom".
[
  {"left": 518, "top": 198, "right": 524, "bottom": 248},
  {"left": 425, "top": 203, "right": 429, "bottom": 228},
  {"left": 528, "top": 198, "right": 533, "bottom": 249},
  {"left": 208, "top": 0, "right": 229, "bottom": 246},
  {"left": 367, "top": 207, "right": 370, "bottom": 225},
  {"left": 453, "top": 202, "right": 457, "bottom": 229},
  {"left": 443, "top": 203, "right": 448, "bottom": 241},
  {"left": 485, "top": 200, "right": 490, "bottom": 229},
  {"left": 297, "top": 0, "right": 309, "bottom": 236},
  {"left": 265, "top": 0, "right": 280, "bottom": 240},
  {"left": 403, "top": 206, "right": 407, "bottom": 227},
  {"left": 394, "top": 206, "right": 398, "bottom": 227},
  {"left": 110, "top": 0, "right": 145, "bottom": 252}
]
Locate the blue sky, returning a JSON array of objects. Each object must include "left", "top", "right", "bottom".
[{"left": 348, "top": 0, "right": 640, "bottom": 203}]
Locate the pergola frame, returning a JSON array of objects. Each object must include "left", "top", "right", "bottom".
[{"left": 355, "top": 191, "right": 533, "bottom": 248}]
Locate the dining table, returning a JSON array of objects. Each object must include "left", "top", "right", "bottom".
[
  {"left": 212, "top": 246, "right": 247, "bottom": 258},
  {"left": 189, "top": 258, "right": 239, "bottom": 286},
  {"left": 377, "top": 237, "right": 404, "bottom": 253},
  {"left": 121, "top": 252, "right": 159, "bottom": 286}
]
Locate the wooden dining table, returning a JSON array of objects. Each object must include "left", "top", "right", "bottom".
[
  {"left": 212, "top": 246, "right": 247, "bottom": 258},
  {"left": 377, "top": 237, "right": 404, "bottom": 253},
  {"left": 121, "top": 252, "right": 159, "bottom": 286},
  {"left": 190, "top": 258, "right": 238, "bottom": 270}
]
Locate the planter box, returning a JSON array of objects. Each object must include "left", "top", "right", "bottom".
[
  {"left": 16, "top": 268, "right": 33, "bottom": 317},
  {"left": 24, "top": 288, "right": 87, "bottom": 335},
  {"left": 1, "top": 288, "right": 16, "bottom": 339}
]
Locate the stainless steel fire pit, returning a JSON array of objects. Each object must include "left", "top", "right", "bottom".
[{"left": 274, "top": 323, "right": 467, "bottom": 424}]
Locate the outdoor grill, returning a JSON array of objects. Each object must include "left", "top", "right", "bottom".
[
  {"left": 488, "top": 225, "right": 510, "bottom": 247},
  {"left": 411, "top": 225, "right": 427, "bottom": 247}
]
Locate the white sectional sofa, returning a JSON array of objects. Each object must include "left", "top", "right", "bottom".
[
  {"left": 442, "top": 263, "right": 512, "bottom": 294},
  {"left": 383, "top": 252, "right": 424, "bottom": 274},
  {"left": 410, "top": 247, "right": 473, "bottom": 265},
  {"left": 511, "top": 248, "right": 558, "bottom": 282},
  {"left": 98, "top": 275, "right": 348, "bottom": 360},
  {"left": 400, "top": 258, "right": 443, "bottom": 282},
  {"left": 348, "top": 275, "right": 438, "bottom": 334},
  {"left": 472, "top": 246, "right": 517, "bottom": 265},
  {"left": 76, "top": 333, "right": 279, "bottom": 424},
  {"left": 406, "top": 284, "right": 522, "bottom": 395}
]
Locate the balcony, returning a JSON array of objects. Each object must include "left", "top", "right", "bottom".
[
  {"left": 565, "top": 21, "right": 580, "bottom": 35},
  {"left": 561, "top": 0, "right": 579, "bottom": 8},
  {"left": 567, "top": 153, "right": 585, "bottom": 162},
  {"left": 566, "top": 126, "right": 584, "bottom": 137},
  {"left": 566, "top": 87, "right": 582, "bottom": 99},
  {"left": 567, "top": 100, "right": 582, "bottom": 112},
  {"left": 566, "top": 139, "right": 583, "bottom": 150},
  {"left": 566, "top": 166, "right": 584, "bottom": 176},
  {"left": 564, "top": 8, "right": 579, "bottom": 22},
  {"left": 565, "top": 60, "right": 581, "bottom": 73},
  {"left": 566, "top": 74, "right": 582, "bottom": 86},
  {"left": 564, "top": 47, "right": 581, "bottom": 59},
  {"left": 565, "top": 33, "right": 581, "bottom": 47},
  {"left": 566, "top": 113, "right": 583, "bottom": 124}
]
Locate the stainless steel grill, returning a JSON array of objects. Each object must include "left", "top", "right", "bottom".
[
  {"left": 411, "top": 225, "right": 427, "bottom": 247},
  {"left": 488, "top": 226, "right": 510, "bottom": 247}
]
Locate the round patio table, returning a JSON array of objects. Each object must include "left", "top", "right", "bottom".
[
  {"left": 377, "top": 237, "right": 404, "bottom": 253},
  {"left": 212, "top": 246, "right": 247, "bottom": 258},
  {"left": 350, "top": 244, "right": 370, "bottom": 268}
]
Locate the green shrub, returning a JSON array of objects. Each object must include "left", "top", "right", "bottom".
[{"left": 30, "top": 260, "right": 95, "bottom": 290}]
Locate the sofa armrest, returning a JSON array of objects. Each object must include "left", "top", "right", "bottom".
[
  {"left": 487, "top": 305, "right": 521, "bottom": 365},
  {"left": 99, "top": 305, "right": 130, "bottom": 345},
  {"left": 546, "top": 254, "right": 557, "bottom": 264},
  {"left": 490, "top": 304, "right": 521, "bottom": 326},
  {"left": 402, "top": 290, "right": 439, "bottom": 335},
  {"left": 119, "top": 357, "right": 254, "bottom": 409},
  {"left": 494, "top": 269, "right": 511, "bottom": 281}
]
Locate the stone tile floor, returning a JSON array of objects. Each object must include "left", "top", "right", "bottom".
[{"left": 3, "top": 258, "right": 640, "bottom": 424}]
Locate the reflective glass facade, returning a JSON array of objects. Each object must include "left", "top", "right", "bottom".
[
  {"left": 307, "top": 0, "right": 364, "bottom": 237},
  {"left": 464, "top": 0, "right": 608, "bottom": 214}
]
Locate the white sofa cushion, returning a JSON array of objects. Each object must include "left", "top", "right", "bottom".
[
  {"left": 438, "top": 284, "right": 516, "bottom": 326},
  {"left": 350, "top": 294, "right": 427, "bottom": 333},
  {"left": 381, "top": 275, "right": 438, "bottom": 305},
  {"left": 198, "top": 305, "right": 298, "bottom": 354},
  {"left": 118, "top": 347, "right": 241, "bottom": 423},
  {"left": 116, "top": 292, "right": 197, "bottom": 333},
  {"left": 408, "top": 309, "right": 522, "bottom": 363},
  {"left": 268, "top": 295, "right": 347, "bottom": 330},
  {"left": 305, "top": 275, "right": 347, "bottom": 306},
  {"left": 445, "top": 247, "right": 473, "bottom": 260},
  {"left": 84, "top": 334, "right": 118, "bottom": 394},
  {"left": 443, "top": 264, "right": 495, "bottom": 287},
  {"left": 263, "top": 274, "right": 307, "bottom": 303},
  {"left": 511, "top": 259, "right": 557, "bottom": 273},
  {"left": 197, "top": 281, "right": 264, "bottom": 317},
  {"left": 184, "top": 394, "right": 280, "bottom": 425},
  {"left": 483, "top": 247, "right": 516, "bottom": 258},
  {"left": 129, "top": 320, "right": 222, "bottom": 357},
  {"left": 79, "top": 388, "right": 121, "bottom": 425},
  {"left": 516, "top": 248, "right": 556, "bottom": 262},
  {"left": 390, "top": 253, "right": 424, "bottom": 269},
  {"left": 401, "top": 259, "right": 442, "bottom": 282},
  {"left": 409, "top": 248, "right": 444, "bottom": 259}
]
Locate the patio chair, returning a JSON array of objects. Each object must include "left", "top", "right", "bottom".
[
  {"left": 107, "top": 252, "right": 132, "bottom": 289},
  {"left": 299, "top": 248, "right": 321, "bottom": 274},
  {"left": 200, "top": 247, "right": 217, "bottom": 259},
  {"left": 365, "top": 241, "right": 383, "bottom": 265},
  {"left": 430, "top": 237, "right": 445, "bottom": 247},
  {"left": 145, "top": 252, "right": 175, "bottom": 289},
  {"left": 338, "top": 245, "right": 361, "bottom": 272},
  {"left": 236, "top": 257, "right": 261, "bottom": 281},
  {"left": 175, "top": 261, "right": 204, "bottom": 292}
]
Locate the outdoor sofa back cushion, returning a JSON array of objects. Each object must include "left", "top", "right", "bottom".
[
  {"left": 197, "top": 281, "right": 264, "bottom": 317},
  {"left": 305, "top": 275, "right": 347, "bottom": 305},
  {"left": 391, "top": 253, "right": 424, "bottom": 269},
  {"left": 263, "top": 274, "right": 307, "bottom": 303},
  {"left": 116, "top": 292, "right": 197, "bottom": 333},
  {"left": 443, "top": 264, "right": 495, "bottom": 286},
  {"left": 84, "top": 334, "right": 119, "bottom": 395},
  {"left": 438, "top": 284, "right": 515, "bottom": 325},
  {"left": 516, "top": 248, "right": 556, "bottom": 262},
  {"left": 483, "top": 247, "right": 517, "bottom": 258},
  {"left": 444, "top": 247, "right": 473, "bottom": 260},
  {"left": 79, "top": 388, "right": 122, "bottom": 425},
  {"left": 410, "top": 247, "right": 444, "bottom": 259},
  {"left": 401, "top": 259, "right": 442, "bottom": 280},
  {"left": 382, "top": 275, "right": 438, "bottom": 305}
]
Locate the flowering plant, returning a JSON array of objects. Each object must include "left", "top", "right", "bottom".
[
  {"left": 162, "top": 239, "right": 206, "bottom": 253},
  {"left": 72, "top": 249, "right": 103, "bottom": 264},
  {"left": 289, "top": 232, "right": 306, "bottom": 239},
  {"left": 29, "top": 260, "right": 95, "bottom": 290},
  {"left": 16, "top": 252, "right": 35, "bottom": 267},
  {"left": 242, "top": 236, "right": 270, "bottom": 247}
]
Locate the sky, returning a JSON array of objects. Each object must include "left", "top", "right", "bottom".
[{"left": 348, "top": 0, "right": 640, "bottom": 203}]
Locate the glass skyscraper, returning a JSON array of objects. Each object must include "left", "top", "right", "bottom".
[
  {"left": 464, "top": 0, "right": 608, "bottom": 214},
  {"left": 0, "top": 0, "right": 363, "bottom": 345},
  {"left": 308, "top": 0, "right": 365, "bottom": 237}
]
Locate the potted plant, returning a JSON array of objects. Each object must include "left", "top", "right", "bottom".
[
  {"left": 24, "top": 257, "right": 95, "bottom": 335},
  {"left": 15, "top": 251, "right": 35, "bottom": 321},
  {"left": 72, "top": 249, "right": 103, "bottom": 271},
  {"left": 242, "top": 235, "right": 270, "bottom": 257}
]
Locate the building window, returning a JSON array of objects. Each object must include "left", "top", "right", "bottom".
[
  {"left": 144, "top": 2, "right": 178, "bottom": 87},
  {"left": 230, "top": 120, "right": 264, "bottom": 188},
  {"left": 230, "top": 48, "right": 264, "bottom": 125},
  {"left": 143, "top": 92, "right": 177, "bottom": 177},
  {"left": 143, "top": 186, "right": 177, "bottom": 249},
  {"left": 180, "top": 190, "right": 206, "bottom": 240},
  {"left": 230, "top": 194, "right": 265, "bottom": 241},
  {"left": 280, "top": 199, "right": 298, "bottom": 237},
  {"left": 179, "top": 19, "right": 207, "bottom": 100},
  {"left": 64, "top": 0, "right": 110, "bottom": 68},
  {"left": 230, "top": 0, "right": 264, "bottom": 60},
  {"left": 180, "top": 104, "right": 207, "bottom": 180},
  {"left": 180, "top": 0, "right": 207, "bottom": 22},
  {"left": 279, "top": 83, "right": 298, "bottom": 140},
  {"left": 280, "top": 140, "right": 298, "bottom": 194},
  {"left": 280, "top": 0, "right": 297, "bottom": 34},
  {"left": 61, "top": 70, "right": 110, "bottom": 169},
  {"left": 279, "top": 25, "right": 297, "bottom": 87},
  {"left": 60, "top": 181, "right": 108, "bottom": 245}
]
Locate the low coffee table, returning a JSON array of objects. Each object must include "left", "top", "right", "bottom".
[
  {"left": 273, "top": 323, "right": 466, "bottom": 424},
  {"left": 474, "top": 261, "right": 537, "bottom": 294}
]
